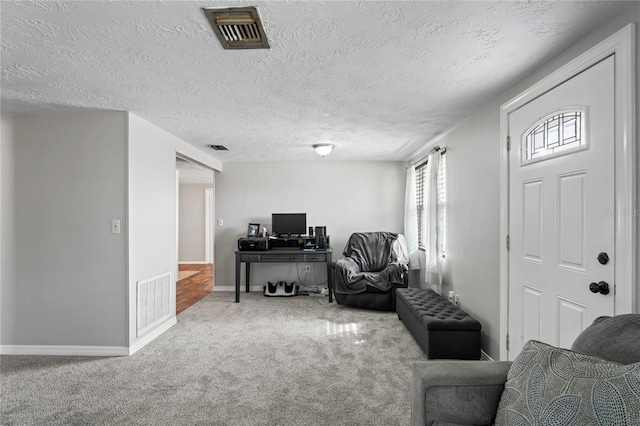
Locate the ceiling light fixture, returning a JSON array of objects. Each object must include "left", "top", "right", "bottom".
[{"left": 313, "top": 144, "right": 334, "bottom": 157}]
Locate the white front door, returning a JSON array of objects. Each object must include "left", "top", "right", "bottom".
[{"left": 508, "top": 56, "right": 615, "bottom": 358}]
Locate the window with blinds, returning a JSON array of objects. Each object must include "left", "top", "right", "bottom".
[
  {"left": 415, "top": 160, "right": 428, "bottom": 250},
  {"left": 414, "top": 152, "right": 447, "bottom": 255}
]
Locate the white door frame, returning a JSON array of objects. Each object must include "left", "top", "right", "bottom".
[
  {"left": 499, "top": 24, "right": 636, "bottom": 361},
  {"left": 175, "top": 169, "right": 180, "bottom": 284},
  {"left": 205, "top": 187, "right": 214, "bottom": 264}
]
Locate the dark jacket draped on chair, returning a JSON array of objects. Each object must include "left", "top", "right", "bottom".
[{"left": 334, "top": 232, "right": 408, "bottom": 295}]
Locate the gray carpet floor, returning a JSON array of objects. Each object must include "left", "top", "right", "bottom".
[{"left": 1, "top": 292, "right": 427, "bottom": 425}]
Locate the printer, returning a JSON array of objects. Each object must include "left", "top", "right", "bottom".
[{"left": 238, "top": 237, "right": 269, "bottom": 251}]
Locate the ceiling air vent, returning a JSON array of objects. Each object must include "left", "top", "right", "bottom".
[
  {"left": 202, "top": 7, "right": 269, "bottom": 50},
  {"left": 209, "top": 144, "right": 229, "bottom": 151}
]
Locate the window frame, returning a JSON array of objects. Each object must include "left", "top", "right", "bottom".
[
  {"left": 414, "top": 151, "right": 447, "bottom": 256},
  {"left": 415, "top": 160, "right": 428, "bottom": 251},
  {"left": 437, "top": 153, "right": 447, "bottom": 257}
]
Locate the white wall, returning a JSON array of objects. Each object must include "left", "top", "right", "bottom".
[
  {"left": 215, "top": 161, "right": 405, "bottom": 290},
  {"left": 127, "top": 113, "right": 221, "bottom": 349},
  {"left": 179, "top": 183, "right": 213, "bottom": 262},
  {"left": 1, "top": 112, "right": 128, "bottom": 348},
  {"left": 409, "top": 5, "right": 639, "bottom": 359}
]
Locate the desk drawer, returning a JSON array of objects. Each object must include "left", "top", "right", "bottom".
[
  {"left": 261, "top": 254, "right": 306, "bottom": 262},
  {"left": 240, "top": 254, "right": 261, "bottom": 262},
  {"left": 305, "top": 253, "right": 327, "bottom": 262}
]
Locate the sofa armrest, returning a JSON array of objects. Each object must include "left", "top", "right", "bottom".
[{"left": 412, "top": 360, "right": 512, "bottom": 426}]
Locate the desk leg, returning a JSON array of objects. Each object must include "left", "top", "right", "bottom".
[
  {"left": 327, "top": 261, "right": 333, "bottom": 303},
  {"left": 235, "top": 256, "right": 240, "bottom": 303},
  {"left": 245, "top": 262, "right": 251, "bottom": 293}
]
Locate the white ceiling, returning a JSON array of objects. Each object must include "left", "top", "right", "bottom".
[
  {"left": 1, "top": 1, "right": 633, "bottom": 162},
  {"left": 177, "top": 157, "right": 214, "bottom": 184}
]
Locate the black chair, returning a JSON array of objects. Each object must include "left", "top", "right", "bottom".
[{"left": 332, "top": 232, "right": 409, "bottom": 311}]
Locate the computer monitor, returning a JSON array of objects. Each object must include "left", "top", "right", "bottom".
[{"left": 272, "top": 213, "right": 306, "bottom": 237}]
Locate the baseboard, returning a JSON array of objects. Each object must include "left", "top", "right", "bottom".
[
  {"left": 480, "top": 350, "right": 494, "bottom": 361},
  {"left": 178, "top": 261, "right": 209, "bottom": 264},
  {"left": 128, "top": 316, "right": 177, "bottom": 355},
  {"left": 0, "top": 344, "right": 129, "bottom": 356},
  {"left": 0, "top": 316, "right": 178, "bottom": 357},
  {"left": 214, "top": 285, "right": 263, "bottom": 292}
]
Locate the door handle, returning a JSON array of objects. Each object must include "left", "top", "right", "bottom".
[{"left": 589, "top": 281, "right": 610, "bottom": 295}]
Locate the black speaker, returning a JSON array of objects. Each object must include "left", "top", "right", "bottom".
[{"left": 315, "top": 226, "right": 327, "bottom": 249}]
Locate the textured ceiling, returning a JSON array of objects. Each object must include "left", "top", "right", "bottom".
[
  {"left": 177, "top": 157, "right": 214, "bottom": 184},
  {"left": 1, "top": 1, "right": 633, "bottom": 162}
]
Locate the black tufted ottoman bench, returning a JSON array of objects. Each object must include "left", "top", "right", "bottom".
[{"left": 396, "top": 288, "right": 481, "bottom": 359}]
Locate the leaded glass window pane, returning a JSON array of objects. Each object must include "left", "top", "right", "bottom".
[{"left": 523, "top": 110, "right": 586, "bottom": 164}]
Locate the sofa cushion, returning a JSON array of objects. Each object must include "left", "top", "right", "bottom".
[
  {"left": 571, "top": 314, "right": 640, "bottom": 364},
  {"left": 495, "top": 340, "right": 640, "bottom": 426}
]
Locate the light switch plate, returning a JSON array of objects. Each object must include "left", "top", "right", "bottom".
[{"left": 112, "top": 219, "right": 121, "bottom": 234}]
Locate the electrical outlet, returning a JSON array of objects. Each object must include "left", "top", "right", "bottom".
[
  {"left": 453, "top": 294, "right": 460, "bottom": 306},
  {"left": 305, "top": 265, "right": 311, "bottom": 273}
]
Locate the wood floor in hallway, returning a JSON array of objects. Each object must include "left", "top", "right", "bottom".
[{"left": 177, "top": 263, "right": 213, "bottom": 314}]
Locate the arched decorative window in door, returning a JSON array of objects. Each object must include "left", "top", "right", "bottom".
[{"left": 522, "top": 108, "right": 587, "bottom": 165}]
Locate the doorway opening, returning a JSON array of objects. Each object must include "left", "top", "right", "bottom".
[{"left": 176, "top": 156, "right": 215, "bottom": 314}]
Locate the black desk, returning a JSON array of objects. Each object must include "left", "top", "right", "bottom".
[{"left": 234, "top": 248, "right": 333, "bottom": 303}]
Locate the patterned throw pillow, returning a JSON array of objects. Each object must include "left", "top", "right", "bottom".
[{"left": 495, "top": 340, "right": 640, "bottom": 426}]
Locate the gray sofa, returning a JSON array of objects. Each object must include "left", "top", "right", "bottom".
[{"left": 412, "top": 314, "right": 640, "bottom": 426}]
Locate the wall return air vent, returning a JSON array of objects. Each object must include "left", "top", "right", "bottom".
[{"left": 202, "top": 6, "right": 269, "bottom": 50}]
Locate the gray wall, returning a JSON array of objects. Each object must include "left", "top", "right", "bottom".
[
  {"left": 1, "top": 112, "right": 128, "bottom": 346},
  {"left": 1, "top": 115, "right": 16, "bottom": 343},
  {"left": 215, "top": 161, "right": 405, "bottom": 290},
  {"left": 409, "top": 5, "right": 640, "bottom": 360},
  {"left": 179, "top": 184, "right": 213, "bottom": 263},
  {"left": 1, "top": 111, "right": 222, "bottom": 351}
]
